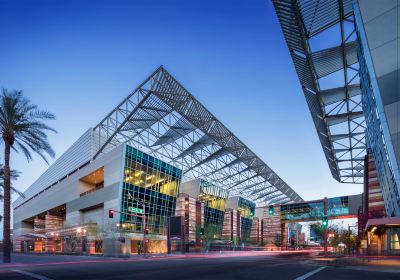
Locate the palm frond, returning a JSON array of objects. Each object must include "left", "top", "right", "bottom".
[
  {"left": 0, "top": 89, "right": 57, "bottom": 163},
  {"left": 0, "top": 164, "right": 24, "bottom": 199}
]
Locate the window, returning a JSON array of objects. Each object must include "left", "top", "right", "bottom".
[{"left": 120, "top": 145, "right": 182, "bottom": 236}]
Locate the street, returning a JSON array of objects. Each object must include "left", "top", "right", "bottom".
[{"left": 0, "top": 252, "right": 399, "bottom": 280}]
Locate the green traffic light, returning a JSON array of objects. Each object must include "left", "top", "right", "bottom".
[
  {"left": 268, "top": 205, "right": 274, "bottom": 216},
  {"left": 321, "top": 215, "right": 328, "bottom": 228}
]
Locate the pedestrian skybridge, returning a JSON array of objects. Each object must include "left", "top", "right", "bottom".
[{"left": 280, "top": 194, "right": 361, "bottom": 223}]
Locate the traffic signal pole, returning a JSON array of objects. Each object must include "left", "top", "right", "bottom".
[
  {"left": 108, "top": 208, "right": 147, "bottom": 256},
  {"left": 323, "top": 197, "right": 328, "bottom": 256},
  {"left": 109, "top": 197, "right": 150, "bottom": 256},
  {"left": 323, "top": 229, "right": 327, "bottom": 256},
  {"left": 142, "top": 204, "right": 146, "bottom": 256}
]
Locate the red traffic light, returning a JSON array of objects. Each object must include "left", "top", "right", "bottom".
[
  {"left": 109, "top": 209, "right": 114, "bottom": 218},
  {"left": 145, "top": 228, "right": 149, "bottom": 234}
]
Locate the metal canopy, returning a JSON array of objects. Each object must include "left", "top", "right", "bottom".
[
  {"left": 93, "top": 66, "right": 303, "bottom": 205},
  {"left": 273, "top": 0, "right": 366, "bottom": 183}
]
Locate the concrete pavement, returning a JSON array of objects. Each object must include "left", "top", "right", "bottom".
[{"left": 0, "top": 252, "right": 399, "bottom": 279}]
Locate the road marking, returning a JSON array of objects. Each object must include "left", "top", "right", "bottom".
[
  {"left": 294, "top": 266, "right": 326, "bottom": 280},
  {"left": 264, "top": 262, "right": 299, "bottom": 267},
  {"left": 11, "top": 269, "right": 54, "bottom": 280}
]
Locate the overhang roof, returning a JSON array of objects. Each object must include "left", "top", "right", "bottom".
[
  {"left": 273, "top": 0, "right": 366, "bottom": 184},
  {"left": 365, "top": 217, "right": 400, "bottom": 231},
  {"left": 93, "top": 66, "right": 303, "bottom": 205}
]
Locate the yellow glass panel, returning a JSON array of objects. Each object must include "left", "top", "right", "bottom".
[
  {"left": 206, "top": 198, "right": 226, "bottom": 211},
  {"left": 159, "top": 181, "right": 178, "bottom": 197},
  {"left": 239, "top": 207, "right": 251, "bottom": 218}
]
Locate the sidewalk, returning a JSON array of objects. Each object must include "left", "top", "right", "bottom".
[{"left": 311, "top": 255, "right": 400, "bottom": 273}]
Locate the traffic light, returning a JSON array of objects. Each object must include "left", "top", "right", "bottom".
[
  {"left": 200, "top": 228, "right": 204, "bottom": 236},
  {"left": 145, "top": 227, "right": 149, "bottom": 235},
  {"left": 109, "top": 209, "right": 114, "bottom": 218},
  {"left": 322, "top": 215, "right": 328, "bottom": 228},
  {"left": 268, "top": 205, "right": 274, "bottom": 216}
]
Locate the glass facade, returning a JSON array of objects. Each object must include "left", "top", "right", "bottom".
[
  {"left": 280, "top": 196, "right": 352, "bottom": 221},
  {"left": 120, "top": 145, "right": 182, "bottom": 235},
  {"left": 354, "top": 2, "right": 400, "bottom": 217},
  {"left": 280, "top": 201, "right": 324, "bottom": 221},
  {"left": 198, "top": 180, "right": 228, "bottom": 237},
  {"left": 238, "top": 197, "right": 255, "bottom": 241},
  {"left": 388, "top": 228, "right": 400, "bottom": 255},
  {"left": 327, "top": 196, "right": 349, "bottom": 216}
]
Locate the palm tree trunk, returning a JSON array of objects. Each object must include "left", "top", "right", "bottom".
[{"left": 3, "top": 141, "right": 11, "bottom": 263}]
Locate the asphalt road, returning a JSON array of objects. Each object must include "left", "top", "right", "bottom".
[{"left": 0, "top": 253, "right": 399, "bottom": 280}]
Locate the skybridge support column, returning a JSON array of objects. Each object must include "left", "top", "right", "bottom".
[
  {"left": 262, "top": 205, "right": 281, "bottom": 249},
  {"left": 281, "top": 222, "right": 287, "bottom": 250}
]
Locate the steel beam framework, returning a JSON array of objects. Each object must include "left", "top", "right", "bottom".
[
  {"left": 273, "top": 0, "right": 366, "bottom": 183},
  {"left": 92, "top": 66, "right": 303, "bottom": 205}
]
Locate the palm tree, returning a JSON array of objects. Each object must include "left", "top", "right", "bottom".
[{"left": 0, "top": 89, "right": 56, "bottom": 263}]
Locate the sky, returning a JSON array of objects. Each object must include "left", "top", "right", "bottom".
[{"left": 0, "top": 0, "right": 363, "bottom": 215}]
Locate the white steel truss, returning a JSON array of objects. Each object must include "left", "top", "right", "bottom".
[
  {"left": 273, "top": 0, "right": 366, "bottom": 183},
  {"left": 92, "top": 66, "right": 303, "bottom": 205}
]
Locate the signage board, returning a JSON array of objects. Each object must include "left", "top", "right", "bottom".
[{"left": 128, "top": 207, "right": 144, "bottom": 214}]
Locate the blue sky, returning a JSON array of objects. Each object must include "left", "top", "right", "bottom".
[{"left": 0, "top": 0, "right": 362, "bottom": 209}]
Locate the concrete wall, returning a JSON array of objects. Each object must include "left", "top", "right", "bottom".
[
  {"left": 180, "top": 179, "right": 201, "bottom": 198},
  {"left": 65, "top": 183, "right": 119, "bottom": 227},
  {"left": 13, "top": 221, "right": 34, "bottom": 238},
  {"left": 227, "top": 196, "right": 239, "bottom": 210},
  {"left": 13, "top": 144, "right": 124, "bottom": 226},
  {"left": 359, "top": 0, "right": 400, "bottom": 168},
  {"left": 103, "top": 237, "right": 131, "bottom": 257},
  {"left": 254, "top": 207, "right": 265, "bottom": 220},
  {"left": 348, "top": 194, "right": 363, "bottom": 215},
  {"left": 14, "top": 129, "right": 94, "bottom": 208}
]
